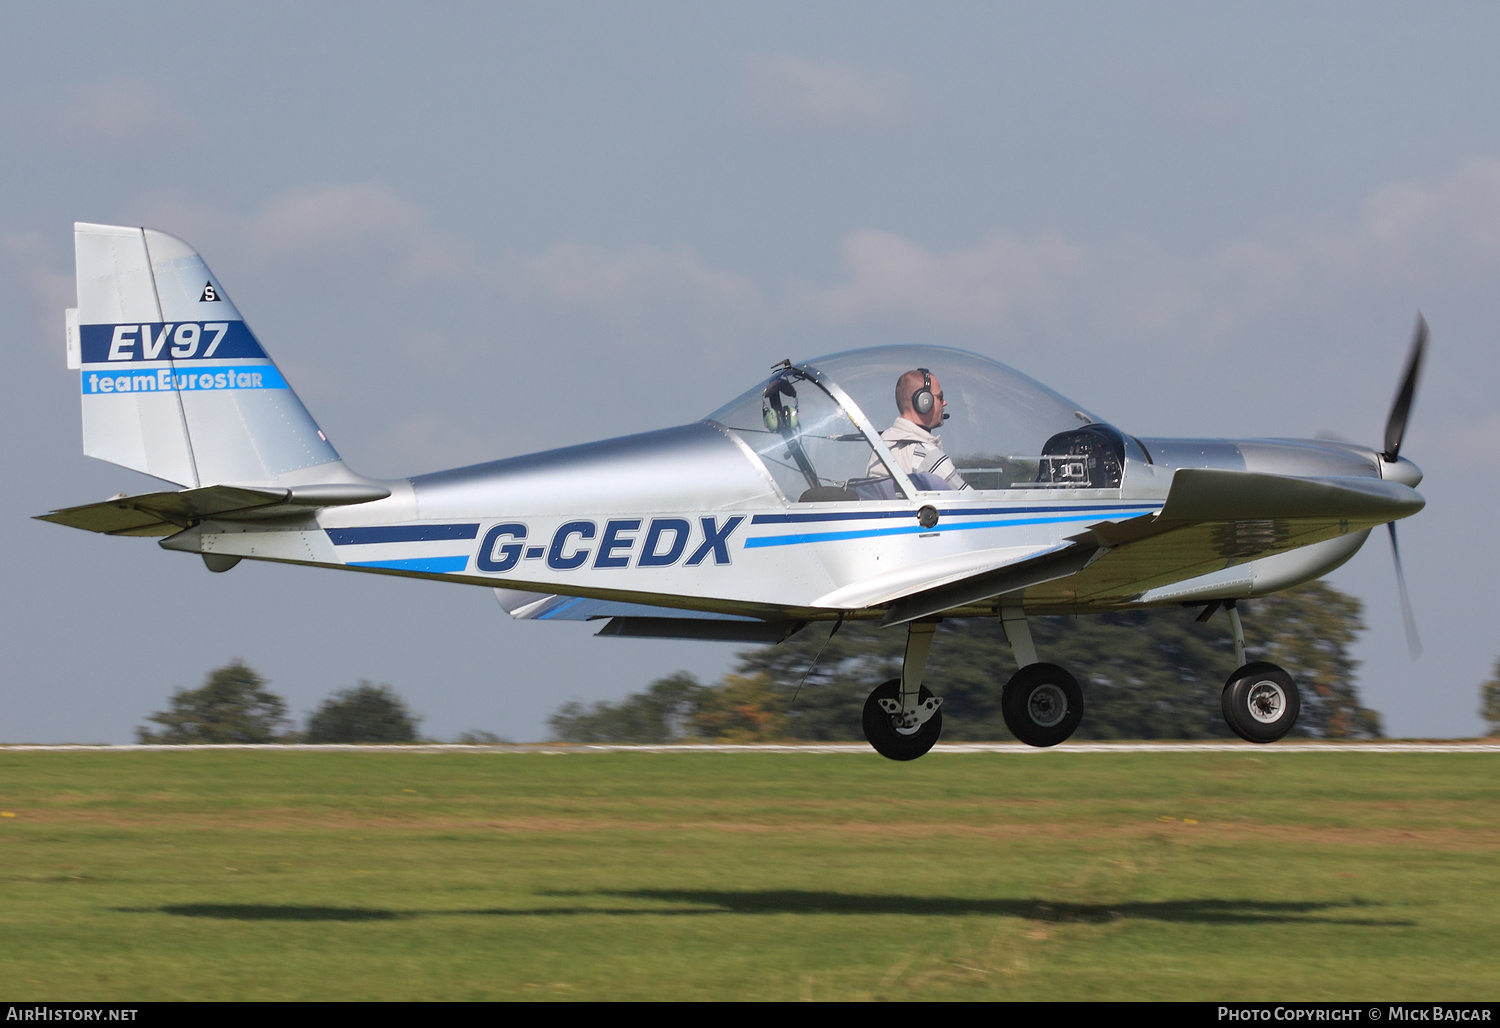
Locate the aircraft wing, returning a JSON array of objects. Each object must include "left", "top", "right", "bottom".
[
  {"left": 496, "top": 588, "right": 763, "bottom": 623},
  {"left": 814, "top": 543, "right": 1074, "bottom": 611},
  {"left": 881, "top": 469, "right": 1423, "bottom": 624},
  {"left": 36, "top": 483, "right": 391, "bottom": 536}
]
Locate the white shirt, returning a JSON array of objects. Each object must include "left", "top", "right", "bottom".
[{"left": 870, "top": 417, "right": 971, "bottom": 490}]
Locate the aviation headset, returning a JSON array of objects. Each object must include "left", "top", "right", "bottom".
[
  {"left": 762, "top": 376, "right": 800, "bottom": 433},
  {"left": 910, "top": 368, "right": 949, "bottom": 421}
]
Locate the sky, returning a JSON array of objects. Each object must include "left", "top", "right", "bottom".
[{"left": 2, "top": 2, "right": 1497, "bottom": 742}]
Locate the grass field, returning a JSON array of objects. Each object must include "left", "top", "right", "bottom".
[{"left": 2, "top": 747, "right": 1498, "bottom": 1001}]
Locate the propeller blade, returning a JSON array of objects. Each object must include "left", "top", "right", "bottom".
[
  {"left": 1387, "top": 521, "right": 1423, "bottom": 660},
  {"left": 1383, "top": 314, "right": 1428, "bottom": 462}
]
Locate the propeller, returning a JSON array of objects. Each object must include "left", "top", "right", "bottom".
[
  {"left": 1381, "top": 314, "right": 1427, "bottom": 659},
  {"left": 1387, "top": 522, "right": 1422, "bottom": 660},
  {"left": 1383, "top": 314, "right": 1427, "bottom": 462}
]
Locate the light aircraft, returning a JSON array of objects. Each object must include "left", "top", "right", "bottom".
[{"left": 41, "top": 223, "right": 1427, "bottom": 758}]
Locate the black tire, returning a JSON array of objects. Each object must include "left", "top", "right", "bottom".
[
  {"left": 1001, "top": 663, "right": 1084, "bottom": 747},
  {"left": 862, "top": 678, "right": 942, "bottom": 761},
  {"left": 1218, "top": 661, "right": 1276, "bottom": 741},
  {"left": 1221, "top": 662, "right": 1300, "bottom": 743}
]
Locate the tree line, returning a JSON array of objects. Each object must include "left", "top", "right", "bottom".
[
  {"left": 551, "top": 581, "right": 1397, "bottom": 743},
  {"left": 137, "top": 661, "right": 427, "bottom": 744},
  {"left": 133, "top": 582, "right": 1500, "bottom": 744},
  {"left": 1483, "top": 659, "right": 1500, "bottom": 737}
]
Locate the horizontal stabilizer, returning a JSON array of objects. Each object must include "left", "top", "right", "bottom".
[{"left": 37, "top": 483, "right": 390, "bottom": 536}]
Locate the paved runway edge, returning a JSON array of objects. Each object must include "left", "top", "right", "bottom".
[{"left": 2, "top": 742, "right": 1498, "bottom": 753}]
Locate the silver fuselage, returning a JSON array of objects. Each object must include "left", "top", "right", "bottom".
[{"left": 160, "top": 421, "right": 1417, "bottom": 621}]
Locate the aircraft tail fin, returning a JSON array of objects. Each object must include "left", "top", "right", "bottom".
[{"left": 68, "top": 222, "right": 345, "bottom": 488}]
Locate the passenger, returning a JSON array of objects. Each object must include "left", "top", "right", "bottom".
[{"left": 869, "top": 368, "right": 971, "bottom": 490}]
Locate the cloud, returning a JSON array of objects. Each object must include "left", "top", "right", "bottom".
[
  {"left": 35, "top": 158, "right": 1500, "bottom": 366},
  {"left": 244, "top": 183, "right": 465, "bottom": 278},
  {"left": 52, "top": 79, "right": 195, "bottom": 144},
  {"left": 31, "top": 159, "right": 1498, "bottom": 470},
  {"left": 799, "top": 229, "right": 1089, "bottom": 331},
  {"left": 506, "top": 242, "right": 757, "bottom": 314},
  {"left": 124, "top": 183, "right": 769, "bottom": 469},
  {"left": 367, "top": 413, "right": 501, "bottom": 476},
  {"left": 740, "top": 53, "right": 917, "bottom": 130},
  {"left": 138, "top": 182, "right": 466, "bottom": 281},
  {"left": 141, "top": 185, "right": 756, "bottom": 316},
  {"left": 799, "top": 158, "right": 1500, "bottom": 345},
  {"left": 3, "top": 231, "right": 74, "bottom": 318}
]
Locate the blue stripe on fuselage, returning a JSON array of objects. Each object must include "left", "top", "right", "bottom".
[
  {"left": 748, "top": 502, "right": 1158, "bottom": 525},
  {"left": 743, "top": 508, "right": 1159, "bottom": 548}
]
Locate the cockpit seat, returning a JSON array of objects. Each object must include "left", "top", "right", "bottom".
[
  {"left": 907, "top": 472, "right": 954, "bottom": 491},
  {"left": 847, "top": 477, "right": 901, "bottom": 501},
  {"left": 799, "top": 486, "right": 860, "bottom": 502},
  {"left": 839, "top": 472, "right": 956, "bottom": 502},
  {"left": 1037, "top": 424, "right": 1125, "bottom": 488}
]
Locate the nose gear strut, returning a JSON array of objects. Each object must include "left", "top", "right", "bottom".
[{"left": 861, "top": 620, "right": 944, "bottom": 760}]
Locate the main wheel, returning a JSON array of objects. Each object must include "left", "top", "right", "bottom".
[
  {"left": 862, "top": 678, "right": 942, "bottom": 761},
  {"left": 1221, "top": 662, "right": 1300, "bottom": 743},
  {"left": 1001, "top": 663, "right": 1084, "bottom": 747},
  {"left": 1218, "top": 661, "right": 1278, "bottom": 742}
]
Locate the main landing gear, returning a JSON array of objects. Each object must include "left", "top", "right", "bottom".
[
  {"left": 1211, "top": 601, "right": 1301, "bottom": 743},
  {"left": 1002, "top": 663, "right": 1084, "bottom": 748},
  {"left": 997, "top": 606, "right": 1084, "bottom": 748}
]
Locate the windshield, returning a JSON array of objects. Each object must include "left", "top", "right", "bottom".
[
  {"left": 809, "top": 346, "right": 1134, "bottom": 490},
  {"left": 708, "top": 345, "right": 1131, "bottom": 498},
  {"left": 707, "top": 367, "right": 896, "bottom": 502}
]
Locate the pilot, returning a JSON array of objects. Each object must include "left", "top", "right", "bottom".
[{"left": 869, "top": 368, "right": 971, "bottom": 490}]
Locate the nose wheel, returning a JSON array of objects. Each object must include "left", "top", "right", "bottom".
[
  {"left": 862, "top": 620, "right": 944, "bottom": 760},
  {"left": 1221, "top": 662, "right": 1300, "bottom": 742},
  {"left": 862, "top": 678, "right": 943, "bottom": 760},
  {"left": 1001, "top": 663, "right": 1084, "bottom": 747}
]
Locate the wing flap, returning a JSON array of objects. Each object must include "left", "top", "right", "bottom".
[
  {"left": 595, "top": 618, "right": 803, "bottom": 642},
  {"left": 497, "top": 589, "right": 764, "bottom": 623}
]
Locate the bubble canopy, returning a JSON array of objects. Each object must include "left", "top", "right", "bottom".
[{"left": 707, "top": 345, "right": 1135, "bottom": 499}]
